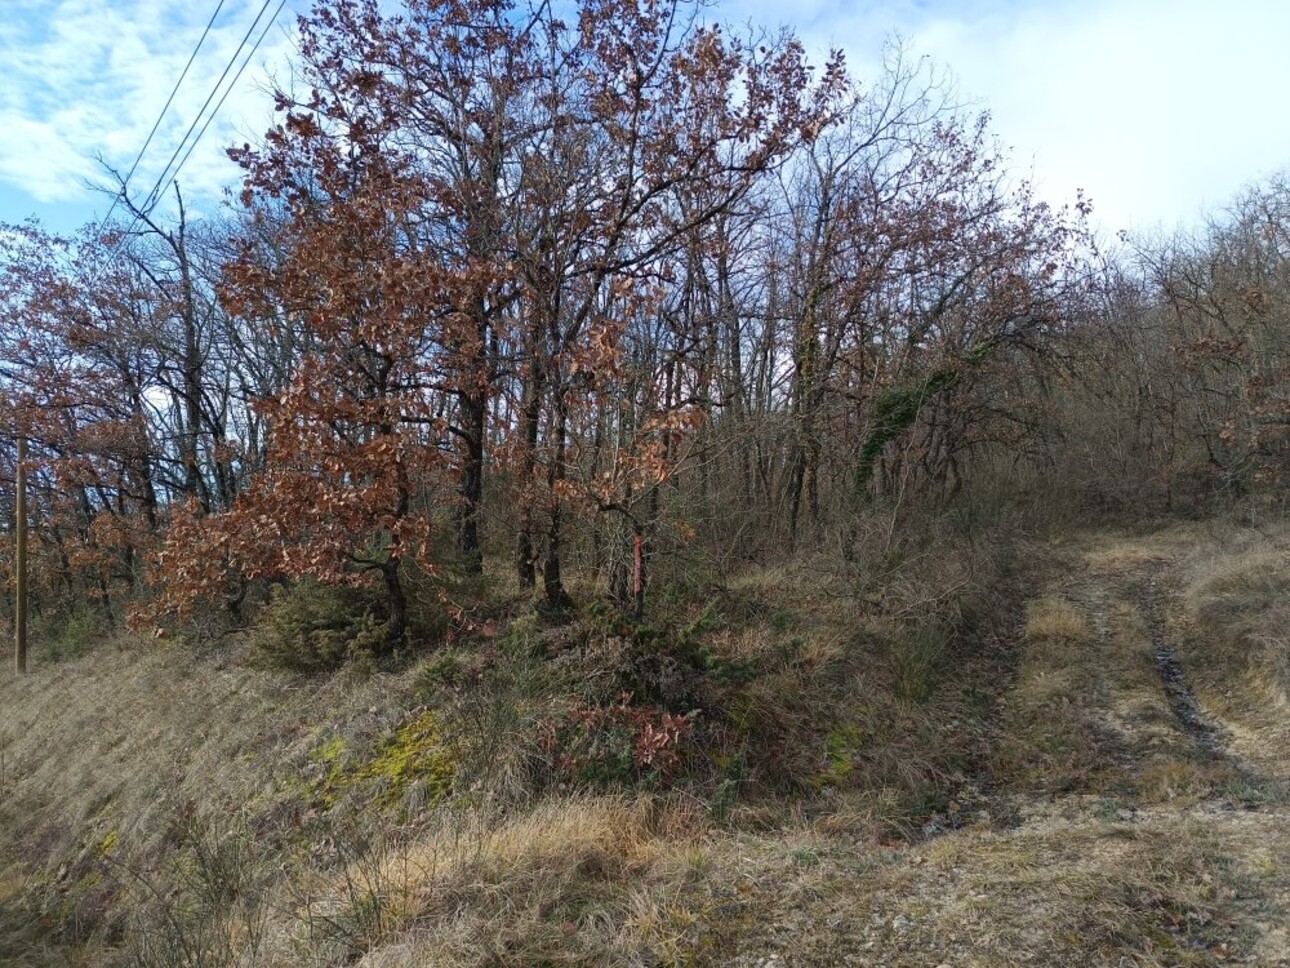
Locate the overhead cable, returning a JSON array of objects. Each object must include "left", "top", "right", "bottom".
[
  {"left": 134, "top": 0, "right": 283, "bottom": 217},
  {"left": 100, "top": 0, "right": 229, "bottom": 230}
]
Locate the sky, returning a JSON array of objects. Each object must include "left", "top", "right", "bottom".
[
  {"left": 0, "top": 0, "right": 299, "bottom": 230},
  {"left": 1, "top": 0, "right": 1288, "bottom": 240},
  {"left": 762, "top": 0, "right": 1290, "bottom": 240}
]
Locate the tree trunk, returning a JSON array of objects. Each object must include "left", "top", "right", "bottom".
[
  {"left": 516, "top": 347, "right": 543, "bottom": 589},
  {"left": 457, "top": 387, "right": 486, "bottom": 573},
  {"left": 382, "top": 558, "right": 407, "bottom": 649},
  {"left": 543, "top": 398, "right": 572, "bottom": 610}
]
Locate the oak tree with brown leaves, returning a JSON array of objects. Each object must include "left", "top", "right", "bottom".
[{"left": 176, "top": 0, "right": 844, "bottom": 629}]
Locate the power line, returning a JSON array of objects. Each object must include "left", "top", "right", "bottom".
[
  {"left": 135, "top": 0, "right": 283, "bottom": 217},
  {"left": 100, "top": 0, "right": 229, "bottom": 231},
  {"left": 104, "top": 0, "right": 289, "bottom": 266},
  {"left": 161, "top": 0, "right": 288, "bottom": 211}
]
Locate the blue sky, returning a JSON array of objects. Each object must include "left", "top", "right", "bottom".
[
  {"left": 0, "top": 0, "right": 299, "bottom": 231},
  {"left": 2, "top": 0, "right": 1289, "bottom": 238}
]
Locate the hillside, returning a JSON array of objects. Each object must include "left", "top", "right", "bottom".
[
  {"left": 2, "top": 3, "right": 1290, "bottom": 965},
  {"left": 2, "top": 517, "right": 1289, "bottom": 966}
]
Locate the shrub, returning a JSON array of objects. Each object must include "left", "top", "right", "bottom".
[
  {"left": 575, "top": 602, "right": 754, "bottom": 712},
  {"left": 538, "top": 695, "right": 697, "bottom": 788},
  {"left": 37, "top": 601, "right": 106, "bottom": 662},
  {"left": 251, "top": 579, "right": 388, "bottom": 673}
]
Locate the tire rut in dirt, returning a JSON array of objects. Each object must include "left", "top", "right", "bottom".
[{"left": 1138, "top": 563, "right": 1252, "bottom": 776}]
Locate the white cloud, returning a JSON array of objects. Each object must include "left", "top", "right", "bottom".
[
  {"left": 0, "top": 0, "right": 297, "bottom": 220},
  {"left": 907, "top": 0, "right": 1290, "bottom": 234},
  {"left": 0, "top": 115, "right": 101, "bottom": 200},
  {"left": 719, "top": 0, "right": 1290, "bottom": 236},
  {"left": 4, "top": 0, "right": 1287, "bottom": 236}
]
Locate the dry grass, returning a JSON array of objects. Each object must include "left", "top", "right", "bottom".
[
  {"left": 0, "top": 632, "right": 433, "bottom": 963},
  {"left": 302, "top": 794, "right": 1272, "bottom": 967},
  {"left": 993, "top": 588, "right": 1118, "bottom": 794},
  {"left": 1024, "top": 595, "right": 1089, "bottom": 642},
  {"left": 688, "top": 544, "right": 1013, "bottom": 821},
  {"left": 6, "top": 517, "right": 1290, "bottom": 966},
  {"left": 894, "top": 813, "right": 1259, "bottom": 967},
  {"left": 1075, "top": 524, "right": 1204, "bottom": 573},
  {"left": 1170, "top": 520, "right": 1290, "bottom": 781},
  {"left": 255, "top": 796, "right": 1275, "bottom": 967},
  {"left": 255, "top": 796, "right": 709, "bottom": 967},
  {"left": 995, "top": 528, "right": 1256, "bottom": 804}
]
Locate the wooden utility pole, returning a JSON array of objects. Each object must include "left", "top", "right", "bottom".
[{"left": 15, "top": 434, "right": 27, "bottom": 674}]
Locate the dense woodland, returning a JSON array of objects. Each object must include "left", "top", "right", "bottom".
[{"left": 0, "top": 0, "right": 1287, "bottom": 653}]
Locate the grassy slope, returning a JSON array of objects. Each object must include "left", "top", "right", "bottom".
[
  {"left": 0, "top": 637, "right": 434, "bottom": 965},
  {"left": 2, "top": 516, "right": 1290, "bottom": 966}
]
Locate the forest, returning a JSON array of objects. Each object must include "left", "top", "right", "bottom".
[
  {"left": 2, "top": 0, "right": 1286, "bottom": 644},
  {"left": 2, "top": 0, "right": 1289, "bottom": 965}
]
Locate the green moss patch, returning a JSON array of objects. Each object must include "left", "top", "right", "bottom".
[{"left": 309, "top": 712, "right": 457, "bottom": 814}]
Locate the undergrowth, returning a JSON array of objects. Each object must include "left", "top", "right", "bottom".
[{"left": 0, "top": 499, "right": 1030, "bottom": 966}]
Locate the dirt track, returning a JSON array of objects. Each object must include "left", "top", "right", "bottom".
[{"left": 701, "top": 530, "right": 1290, "bottom": 967}]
